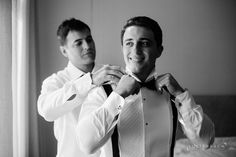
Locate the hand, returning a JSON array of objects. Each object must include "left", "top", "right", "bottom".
[
  {"left": 91, "top": 65, "right": 125, "bottom": 86},
  {"left": 156, "top": 73, "right": 184, "bottom": 97},
  {"left": 114, "top": 75, "right": 140, "bottom": 98}
]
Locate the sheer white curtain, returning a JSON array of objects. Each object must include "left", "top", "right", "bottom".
[
  {"left": 12, "top": 0, "right": 39, "bottom": 156},
  {"left": 0, "top": 0, "right": 12, "bottom": 156}
]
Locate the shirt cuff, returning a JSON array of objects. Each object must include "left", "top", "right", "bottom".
[
  {"left": 176, "top": 91, "right": 204, "bottom": 130},
  {"left": 175, "top": 90, "right": 196, "bottom": 115},
  {"left": 63, "top": 73, "right": 95, "bottom": 105},
  {"left": 103, "top": 91, "right": 125, "bottom": 120}
]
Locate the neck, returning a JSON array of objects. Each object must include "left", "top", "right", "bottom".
[
  {"left": 78, "top": 62, "right": 95, "bottom": 73},
  {"left": 134, "top": 73, "right": 149, "bottom": 82},
  {"left": 134, "top": 68, "right": 155, "bottom": 82}
]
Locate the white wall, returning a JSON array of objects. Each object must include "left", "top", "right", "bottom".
[{"left": 36, "top": 0, "right": 236, "bottom": 95}]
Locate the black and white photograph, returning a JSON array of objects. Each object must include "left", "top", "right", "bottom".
[{"left": 1, "top": 0, "right": 236, "bottom": 157}]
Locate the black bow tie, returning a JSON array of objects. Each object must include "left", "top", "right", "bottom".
[
  {"left": 139, "top": 78, "right": 157, "bottom": 91},
  {"left": 139, "top": 78, "right": 176, "bottom": 101}
]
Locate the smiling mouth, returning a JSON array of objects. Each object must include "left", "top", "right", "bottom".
[
  {"left": 83, "top": 50, "right": 94, "bottom": 56},
  {"left": 129, "top": 57, "right": 144, "bottom": 62}
]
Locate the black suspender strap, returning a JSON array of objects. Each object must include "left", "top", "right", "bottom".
[
  {"left": 103, "top": 84, "right": 113, "bottom": 96},
  {"left": 103, "top": 84, "right": 120, "bottom": 157},
  {"left": 170, "top": 100, "right": 178, "bottom": 157},
  {"left": 111, "top": 125, "right": 120, "bottom": 157},
  {"left": 161, "top": 86, "right": 178, "bottom": 157}
]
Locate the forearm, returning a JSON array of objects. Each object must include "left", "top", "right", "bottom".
[
  {"left": 38, "top": 87, "right": 78, "bottom": 121},
  {"left": 37, "top": 73, "right": 94, "bottom": 121},
  {"left": 177, "top": 90, "right": 215, "bottom": 147},
  {"left": 78, "top": 111, "right": 116, "bottom": 154},
  {"left": 77, "top": 91, "right": 124, "bottom": 154}
]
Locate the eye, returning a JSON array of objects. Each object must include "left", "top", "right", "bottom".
[
  {"left": 125, "top": 41, "right": 133, "bottom": 47},
  {"left": 141, "top": 41, "right": 151, "bottom": 47},
  {"left": 86, "top": 36, "right": 93, "bottom": 43},
  {"left": 75, "top": 41, "right": 82, "bottom": 46}
]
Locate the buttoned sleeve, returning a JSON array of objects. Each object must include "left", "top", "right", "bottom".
[
  {"left": 37, "top": 72, "right": 95, "bottom": 121},
  {"left": 176, "top": 90, "right": 215, "bottom": 148},
  {"left": 77, "top": 87, "right": 125, "bottom": 154}
]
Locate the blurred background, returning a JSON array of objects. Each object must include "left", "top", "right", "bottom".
[
  {"left": 1, "top": 0, "right": 236, "bottom": 156},
  {"left": 37, "top": 0, "right": 236, "bottom": 95}
]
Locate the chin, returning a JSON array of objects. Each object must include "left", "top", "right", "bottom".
[
  {"left": 129, "top": 66, "right": 142, "bottom": 75},
  {"left": 83, "top": 59, "right": 94, "bottom": 66},
  {"left": 89, "top": 60, "right": 95, "bottom": 65},
  {"left": 87, "top": 55, "right": 95, "bottom": 61}
]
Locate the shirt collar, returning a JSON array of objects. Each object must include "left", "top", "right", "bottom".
[
  {"left": 67, "top": 61, "right": 102, "bottom": 80},
  {"left": 67, "top": 62, "right": 85, "bottom": 80},
  {"left": 125, "top": 67, "right": 157, "bottom": 83}
]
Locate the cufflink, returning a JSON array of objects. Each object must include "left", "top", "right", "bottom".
[
  {"left": 67, "top": 94, "right": 76, "bottom": 101},
  {"left": 117, "top": 105, "right": 122, "bottom": 110}
]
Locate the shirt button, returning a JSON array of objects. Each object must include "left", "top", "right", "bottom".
[
  {"left": 117, "top": 105, "right": 121, "bottom": 110},
  {"left": 143, "top": 98, "right": 146, "bottom": 101},
  {"left": 145, "top": 122, "right": 148, "bottom": 126}
]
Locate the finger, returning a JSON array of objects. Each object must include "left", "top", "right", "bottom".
[
  {"left": 103, "top": 81, "right": 110, "bottom": 85},
  {"left": 110, "top": 65, "right": 126, "bottom": 75},
  {"left": 156, "top": 73, "right": 172, "bottom": 87},
  {"left": 156, "top": 75, "right": 168, "bottom": 86},
  {"left": 104, "top": 77, "right": 120, "bottom": 86},
  {"left": 100, "top": 74, "right": 114, "bottom": 85},
  {"left": 101, "top": 65, "right": 124, "bottom": 77},
  {"left": 107, "top": 69, "right": 124, "bottom": 78},
  {"left": 156, "top": 73, "right": 172, "bottom": 81},
  {"left": 119, "top": 67, "right": 126, "bottom": 75},
  {"left": 105, "top": 65, "right": 126, "bottom": 75},
  {"left": 110, "top": 76, "right": 120, "bottom": 84},
  {"left": 157, "top": 79, "right": 171, "bottom": 93},
  {"left": 158, "top": 74, "right": 179, "bottom": 90},
  {"left": 156, "top": 73, "right": 166, "bottom": 80},
  {"left": 104, "top": 75, "right": 120, "bottom": 84},
  {"left": 96, "top": 66, "right": 124, "bottom": 78}
]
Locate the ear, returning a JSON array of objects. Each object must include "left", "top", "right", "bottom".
[
  {"left": 60, "top": 46, "right": 68, "bottom": 58},
  {"left": 156, "top": 45, "right": 163, "bottom": 58}
]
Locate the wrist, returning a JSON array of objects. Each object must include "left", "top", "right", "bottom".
[
  {"left": 114, "top": 88, "right": 127, "bottom": 98},
  {"left": 173, "top": 87, "right": 185, "bottom": 97}
]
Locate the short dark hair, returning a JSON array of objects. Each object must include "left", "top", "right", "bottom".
[
  {"left": 57, "top": 18, "right": 90, "bottom": 46},
  {"left": 121, "top": 16, "right": 162, "bottom": 47}
]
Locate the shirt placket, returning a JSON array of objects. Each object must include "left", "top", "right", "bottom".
[{"left": 141, "top": 91, "right": 151, "bottom": 157}]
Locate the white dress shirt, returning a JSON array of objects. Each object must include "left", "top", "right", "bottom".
[
  {"left": 37, "top": 62, "right": 102, "bottom": 157},
  {"left": 77, "top": 69, "right": 215, "bottom": 157}
]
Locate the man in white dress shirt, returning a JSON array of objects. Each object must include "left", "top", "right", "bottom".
[
  {"left": 37, "top": 18, "right": 125, "bottom": 157},
  {"left": 77, "top": 16, "right": 215, "bottom": 157}
]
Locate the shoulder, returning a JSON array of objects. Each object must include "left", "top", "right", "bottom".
[{"left": 42, "top": 67, "right": 70, "bottom": 87}]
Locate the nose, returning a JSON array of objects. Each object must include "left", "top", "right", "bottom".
[
  {"left": 131, "top": 43, "right": 142, "bottom": 55},
  {"left": 82, "top": 41, "right": 90, "bottom": 50}
]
